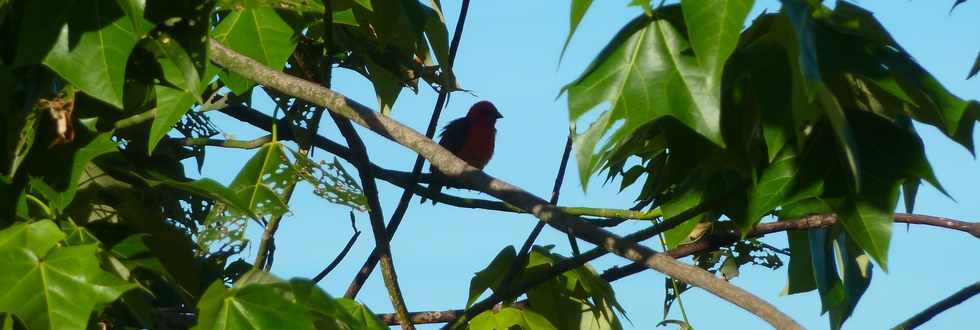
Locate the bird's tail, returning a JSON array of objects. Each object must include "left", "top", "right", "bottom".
[
  {"left": 420, "top": 169, "right": 446, "bottom": 205},
  {"left": 419, "top": 182, "right": 442, "bottom": 205}
]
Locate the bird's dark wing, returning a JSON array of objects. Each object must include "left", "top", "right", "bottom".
[
  {"left": 421, "top": 117, "right": 469, "bottom": 204},
  {"left": 438, "top": 117, "right": 470, "bottom": 153}
]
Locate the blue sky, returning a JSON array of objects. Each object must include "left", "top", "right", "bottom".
[{"left": 197, "top": 1, "right": 980, "bottom": 329}]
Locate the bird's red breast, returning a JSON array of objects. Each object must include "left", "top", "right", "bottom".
[
  {"left": 458, "top": 121, "right": 496, "bottom": 169},
  {"left": 436, "top": 100, "right": 502, "bottom": 170}
]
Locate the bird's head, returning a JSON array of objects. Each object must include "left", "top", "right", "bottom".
[{"left": 466, "top": 101, "right": 503, "bottom": 124}]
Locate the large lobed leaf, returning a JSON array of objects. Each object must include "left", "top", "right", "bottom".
[
  {"left": 567, "top": 3, "right": 755, "bottom": 189},
  {"left": 195, "top": 270, "right": 385, "bottom": 330},
  {"left": 0, "top": 220, "right": 135, "bottom": 330}
]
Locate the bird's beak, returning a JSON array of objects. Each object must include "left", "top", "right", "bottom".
[{"left": 495, "top": 111, "right": 503, "bottom": 119}]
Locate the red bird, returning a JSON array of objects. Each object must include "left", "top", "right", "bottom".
[{"left": 422, "top": 101, "right": 503, "bottom": 204}]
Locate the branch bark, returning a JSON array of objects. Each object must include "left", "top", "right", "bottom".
[{"left": 208, "top": 39, "right": 803, "bottom": 329}]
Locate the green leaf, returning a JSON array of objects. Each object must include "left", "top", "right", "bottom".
[
  {"left": 815, "top": 86, "right": 860, "bottom": 189},
  {"left": 779, "top": 0, "right": 821, "bottom": 98},
  {"left": 745, "top": 146, "right": 800, "bottom": 231},
  {"left": 807, "top": 227, "right": 844, "bottom": 314},
  {"left": 567, "top": 10, "right": 725, "bottom": 189},
  {"left": 828, "top": 235, "right": 872, "bottom": 330},
  {"left": 230, "top": 142, "right": 295, "bottom": 217},
  {"left": 115, "top": 0, "right": 147, "bottom": 31},
  {"left": 28, "top": 133, "right": 119, "bottom": 211},
  {"left": 212, "top": 7, "right": 297, "bottom": 94},
  {"left": 522, "top": 247, "right": 625, "bottom": 330},
  {"left": 832, "top": 194, "right": 896, "bottom": 271},
  {"left": 2, "top": 103, "right": 40, "bottom": 180},
  {"left": 681, "top": 0, "right": 755, "bottom": 78},
  {"left": 148, "top": 85, "right": 198, "bottom": 154},
  {"left": 0, "top": 220, "right": 65, "bottom": 257},
  {"left": 661, "top": 188, "right": 704, "bottom": 249},
  {"left": 560, "top": 0, "right": 594, "bottom": 60},
  {"left": 334, "top": 298, "right": 387, "bottom": 329},
  {"left": 467, "top": 246, "right": 516, "bottom": 308},
  {"left": 0, "top": 244, "right": 135, "bottom": 330},
  {"left": 574, "top": 111, "right": 613, "bottom": 190},
  {"left": 293, "top": 155, "right": 368, "bottom": 212},
  {"left": 901, "top": 178, "right": 919, "bottom": 214},
  {"left": 420, "top": 4, "right": 450, "bottom": 68},
  {"left": 144, "top": 33, "right": 204, "bottom": 99},
  {"left": 195, "top": 275, "right": 314, "bottom": 330},
  {"left": 43, "top": 0, "right": 151, "bottom": 108},
  {"left": 143, "top": 176, "right": 253, "bottom": 217},
  {"left": 778, "top": 198, "right": 831, "bottom": 295},
  {"left": 471, "top": 307, "right": 557, "bottom": 330}
]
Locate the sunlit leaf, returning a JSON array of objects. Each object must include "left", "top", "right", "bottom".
[
  {"left": 212, "top": 7, "right": 297, "bottom": 94},
  {"left": 567, "top": 10, "right": 724, "bottom": 187},
  {"left": 0, "top": 220, "right": 64, "bottom": 256},
  {"left": 0, "top": 243, "right": 135, "bottom": 330},
  {"left": 681, "top": 0, "right": 755, "bottom": 78},
  {"left": 560, "top": 0, "right": 594, "bottom": 60}
]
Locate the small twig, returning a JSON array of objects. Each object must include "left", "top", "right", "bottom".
[
  {"left": 114, "top": 108, "right": 157, "bottom": 129},
  {"left": 344, "top": 0, "right": 474, "bottom": 300},
  {"left": 312, "top": 211, "right": 362, "bottom": 283},
  {"left": 497, "top": 134, "right": 574, "bottom": 293},
  {"left": 169, "top": 135, "right": 272, "bottom": 149},
  {"left": 892, "top": 280, "right": 980, "bottom": 330}
]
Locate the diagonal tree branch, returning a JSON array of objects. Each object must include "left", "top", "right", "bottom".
[
  {"left": 345, "top": 0, "right": 473, "bottom": 299},
  {"left": 376, "top": 213, "right": 980, "bottom": 325},
  {"left": 208, "top": 39, "right": 803, "bottom": 329},
  {"left": 893, "top": 280, "right": 980, "bottom": 330},
  {"left": 216, "top": 104, "right": 665, "bottom": 221},
  {"left": 329, "top": 111, "right": 414, "bottom": 330}
]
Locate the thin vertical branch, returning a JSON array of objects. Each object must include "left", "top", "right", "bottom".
[
  {"left": 345, "top": 0, "right": 473, "bottom": 299},
  {"left": 312, "top": 211, "right": 362, "bottom": 283},
  {"left": 330, "top": 111, "right": 414, "bottom": 330},
  {"left": 254, "top": 99, "right": 321, "bottom": 271},
  {"left": 497, "top": 134, "right": 574, "bottom": 292}
]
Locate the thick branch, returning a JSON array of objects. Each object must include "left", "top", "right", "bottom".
[
  {"left": 208, "top": 39, "right": 802, "bottom": 329},
  {"left": 893, "top": 280, "right": 980, "bottom": 329}
]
